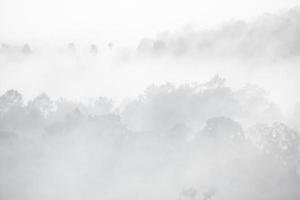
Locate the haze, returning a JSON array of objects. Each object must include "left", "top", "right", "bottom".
[{"left": 1, "top": 1, "right": 300, "bottom": 200}]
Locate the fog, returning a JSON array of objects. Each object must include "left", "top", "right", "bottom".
[
  {"left": 1, "top": 5, "right": 300, "bottom": 200},
  {"left": 0, "top": 80, "right": 299, "bottom": 200},
  {"left": 2, "top": 8, "right": 300, "bottom": 113}
]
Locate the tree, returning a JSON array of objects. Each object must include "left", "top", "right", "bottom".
[
  {"left": 0, "top": 90, "right": 23, "bottom": 112},
  {"left": 0, "top": 90, "right": 24, "bottom": 130},
  {"left": 202, "top": 116, "right": 244, "bottom": 142},
  {"left": 247, "top": 122, "right": 300, "bottom": 166},
  {"left": 22, "top": 43, "right": 32, "bottom": 54},
  {"left": 90, "top": 44, "right": 98, "bottom": 55},
  {"left": 67, "top": 42, "right": 76, "bottom": 52},
  {"left": 27, "top": 93, "right": 54, "bottom": 118}
]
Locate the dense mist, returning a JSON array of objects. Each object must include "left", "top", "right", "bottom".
[
  {"left": 1, "top": 5, "right": 300, "bottom": 200},
  {"left": 0, "top": 78, "right": 300, "bottom": 200}
]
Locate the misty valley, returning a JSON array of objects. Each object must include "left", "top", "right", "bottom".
[
  {"left": 1, "top": 5, "right": 300, "bottom": 200},
  {"left": 0, "top": 77, "right": 300, "bottom": 200}
]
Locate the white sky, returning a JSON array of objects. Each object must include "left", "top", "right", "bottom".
[{"left": 0, "top": 0, "right": 299, "bottom": 45}]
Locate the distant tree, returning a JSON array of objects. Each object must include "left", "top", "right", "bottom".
[
  {"left": 27, "top": 93, "right": 54, "bottom": 118},
  {"left": 67, "top": 42, "right": 76, "bottom": 52},
  {"left": 22, "top": 43, "right": 32, "bottom": 54},
  {"left": 121, "top": 81, "right": 241, "bottom": 132},
  {"left": 180, "top": 187, "right": 198, "bottom": 200},
  {"left": 0, "top": 90, "right": 24, "bottom": 130},
  {"left": 90, "top": 44, "right": 98, "bottom": 55},
  {"left": 137, "top": 38, "right": 154, "bottom": 54},
  {"left": 153, "top": 40, "right": 166, "bottom": 54},
  {"left": 202, "top": 187, "right": 216, "bottom": 200},
  {"left": 0, "top": 90, "right": 23, "bottom": 112},
  {"left": 247, "top": 122, "right": 300, "bottom": 166},
  {"left": 202, "top": 116, "right": 244, "bottom": 142},
  {"left": 170, "top": 37, "right": 189, "bottom": 56},
  {"left": 1, "top": 43, "right": 9, "bottom": 49},
  {"left": 92, "top": 97, "right": 113, "bottom": 115},
  {"left": 201, "top": 75, "right": 226, "bottom": 89},
  {"left": 108, "top": 42, "right": 114, "bottom": 50},
  {"left": 180, "top": 186, "right": 216, "bottom": 200}
]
